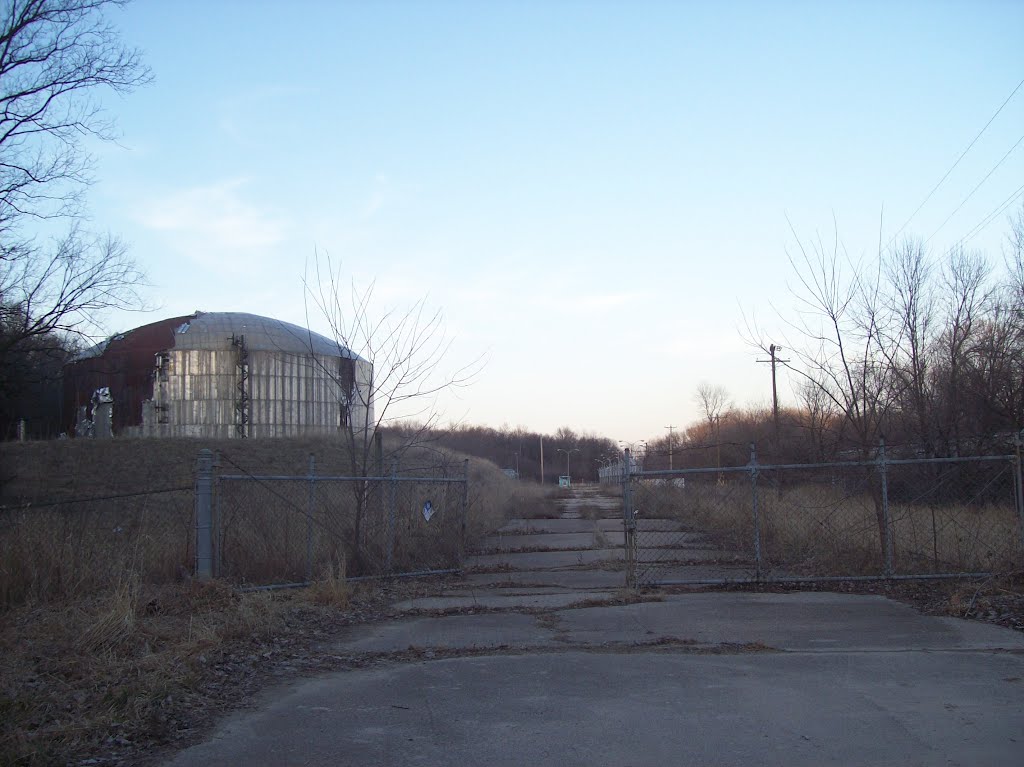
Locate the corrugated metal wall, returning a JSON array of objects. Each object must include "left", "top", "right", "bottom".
[{"left": 135, "top": 350, "right": 373, "bottom": 438}]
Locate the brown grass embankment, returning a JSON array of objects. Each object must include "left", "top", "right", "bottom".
[
  {"left": 0, "top": 573, "right": 401, "bottom": 766},
  {"left": 0, "top": 435, "right": 541, "bottom": 764},
  {"left": 0, "top": 436, "right": 535, "bottom": 607}
]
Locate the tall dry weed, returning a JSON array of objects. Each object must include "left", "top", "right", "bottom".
[
  {"left": 77, "top": 578, "right": 140, "bottom": 654},
  {"left": 306, "top": 560, "right": 350, "bottom": 607},
  {"left": 2, "top": 436, "right": 534, "bottom": 602}
]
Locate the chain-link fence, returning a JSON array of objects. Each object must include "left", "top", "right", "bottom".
[
  {"left": 207, "top": 456, "right": 469, "bottom": 587},
  {"left": 0, "top": 442, "right": 474, "bottom": 605},
  {"left": 623, "top": 447, "right": 1024, "bottom": 587},
  {"left": 0, "top": 486, "right": 194, "bottom": 607}
]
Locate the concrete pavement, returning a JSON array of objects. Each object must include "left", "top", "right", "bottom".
[
  {"left": 164, "top": 485, "right": 1024, "bottom": 767},
  {"left": 165, "top": 651, "right": 1024, "bottom": 767}
]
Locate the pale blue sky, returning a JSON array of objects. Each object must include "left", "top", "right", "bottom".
[{"left": 86, "top": 0, "right": 1024, "bottom": 440}]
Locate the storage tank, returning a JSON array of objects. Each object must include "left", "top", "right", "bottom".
[{"left": 63, "top": 311, "right": 373, "bottom": 438}]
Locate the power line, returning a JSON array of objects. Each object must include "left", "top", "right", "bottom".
[
  {"left": 887, "top": 76, "right": 1024, "bottom": 248},
  {"left": 924, "top": 130, "right": 1024, "bottom": 246},
  {"left": 948, "top": 180, "right": 1024, "bottom": 250}
]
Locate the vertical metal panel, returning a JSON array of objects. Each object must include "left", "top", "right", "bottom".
[{"left": 158, "top": 345, "right": 372, "bottom": 438}]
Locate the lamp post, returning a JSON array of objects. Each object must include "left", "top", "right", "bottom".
[{"left": 557, "top": 447, "right": 581, "bottom": 483}]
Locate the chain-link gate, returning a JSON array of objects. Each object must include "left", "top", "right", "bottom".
[
  {"left": 204, "top": 457, "right": 469, "bottom": 587},
  {"left": 617, "top": 446, "right": 1024, "bottom": 588}
]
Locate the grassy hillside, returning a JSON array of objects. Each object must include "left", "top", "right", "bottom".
[{"left": 0, "top": 436, "right": 542, "bottom": 607}]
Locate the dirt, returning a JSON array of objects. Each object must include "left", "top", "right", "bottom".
[{"left": 0, "top": 577, "right": 457, "bottom": 767}]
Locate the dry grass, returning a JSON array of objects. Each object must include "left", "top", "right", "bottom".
[
  {"left": 0, "top": 491, "right": 192, "bottom": 608},
  {"left": 305, "top": 563, "right": 350, "bottom": 607},
  {"left": 0, "top": 578, "right": 268, "bottom": 765},
  {"left": 0, "top": 437, "right": 534, "bottom": 608},
  {"left": 0, "top": 437, "right": 539, "bottom": 763},
  {"left": 636, "top": 479, "right": 1022, "bottom": 576},
  {"left": 0, "top": 574, "right": 409, "bottom": 766}
]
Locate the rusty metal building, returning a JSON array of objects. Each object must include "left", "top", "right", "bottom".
[{"left": 63, "top": 312, "right": 373, "bottom": 438}]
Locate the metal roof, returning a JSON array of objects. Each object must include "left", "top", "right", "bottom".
[
  {"left": 75, "top": 312, "right": 364, "bottom": 361},
  {"left": 173, "top": 312, "right": 364, "bottom": 360}
]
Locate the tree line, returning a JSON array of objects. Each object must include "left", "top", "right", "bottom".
[
  {"left": 388, "top": 423, "right": 618, "bottom": 484},
  {"left": 643, "top": 209, "right": 1024, "bottom": 470}
]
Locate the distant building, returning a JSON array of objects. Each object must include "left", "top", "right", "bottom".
[{"left": 63, "top": 311, "right": 373, "bottom": 438}]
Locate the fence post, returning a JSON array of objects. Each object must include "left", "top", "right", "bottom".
[
  {"left": 195, "top": 449, "right": 214, "bottom": 580},
  {"left": 1015, "top": 433, "right": 1024, "bottom": 565},
  {"left": 879, "top": 438, "right": 894, "bottom": 577},
  {"left": 460, "top": 458, "right": 470, "bottom": 568},
  {"left": 622, "top": 448, "right": 636, "bottom": 589},
  {"left": 306, "top": 453, "right": 315, "bottom": 583},
  {"left": 749, "top": 443, "right": 762, "bottom": 580},
  {"left": 386, "top": 457, "right": 398, "bottom": 574},
  {"left": 214, "top": 467, "right": 223, "bottom": 577}
]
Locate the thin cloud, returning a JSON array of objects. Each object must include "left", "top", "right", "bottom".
[{"left": 136, "top": 178, "right": 289, "bottom": 261}]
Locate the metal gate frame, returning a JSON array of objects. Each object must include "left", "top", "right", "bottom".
[
  {"left": 195, "top": 450, "right": 470, "bottom": 588},
  {"left": 618, "top": 444, "right": 1024, "bottom": 589}
]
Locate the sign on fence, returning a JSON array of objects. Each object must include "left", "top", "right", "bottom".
[{"left": 194, "top": 453, "right": 469, "bottom": 587}]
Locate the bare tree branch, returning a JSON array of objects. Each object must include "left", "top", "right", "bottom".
[{"left": 0, "top": 1, "right": 149, "bottom": 436}]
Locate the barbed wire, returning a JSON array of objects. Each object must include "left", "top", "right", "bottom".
[{"left": 0, "top": 485, "right": 192, "bottom": 512}]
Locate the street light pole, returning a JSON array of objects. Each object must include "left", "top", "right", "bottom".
[{"left": 557, "top": 447, "right": 581, "bottom": 482}]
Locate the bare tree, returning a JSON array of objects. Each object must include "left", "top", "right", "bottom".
[
  {"left": 754, "top": 221, "right": 896, "bottom": 458},
  {"left": 303, "top": 251, "right": 482, "bottom": 569},
  {"left": 878, "top": 238, "right": 936, "bottom": 455},
  {"left": 795, "top": 377, "right": 838, "bottom": 461},
  {"left": 1, "top": 228, "right": 143, "bottom": 354},
  {"left": 935, "top": 247, "right": 992, "bottom": 451},
  {"left": 694, "top": 383, "right": 730, "bottom": 432},
  {"left": 1007, "top": 202, "right": 1024, "bottom": 299},
  {"left": 693, "top": 382, "right": 730, "bottom": 470},
  {"left": 0, "top": 0, "right": 149, "bottom": 227},
  {"left": 746, "top": 220, "right": 897, "bottom": 552},
  {"left": 743, "top": 204, "right": 1024, "bottom": 467},
  {"left": 0, "top": 1, "right": 150, "bottom": 433}
]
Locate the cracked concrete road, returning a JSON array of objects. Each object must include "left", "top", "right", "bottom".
[{"left": 165, "top": 486, "right": 1024, "bottom": 767}]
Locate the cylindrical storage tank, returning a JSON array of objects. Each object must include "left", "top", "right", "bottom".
[{"left": 62, "top": 312, "right": 373, "bottom": 439}]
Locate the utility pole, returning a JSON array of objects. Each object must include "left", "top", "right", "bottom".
[
  {"left": 665, "top": 425, "right": 676, "bottom": 470},
  {"left": 715, "top": 414, "right": 722, "bottom": 482},
  {"left": 757, "top": 344, "right": 789, "bottom": 447}
]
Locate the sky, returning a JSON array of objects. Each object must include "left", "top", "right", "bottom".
[{"left": 81, "top": 0, "right": 1024, "bottom": 442}]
